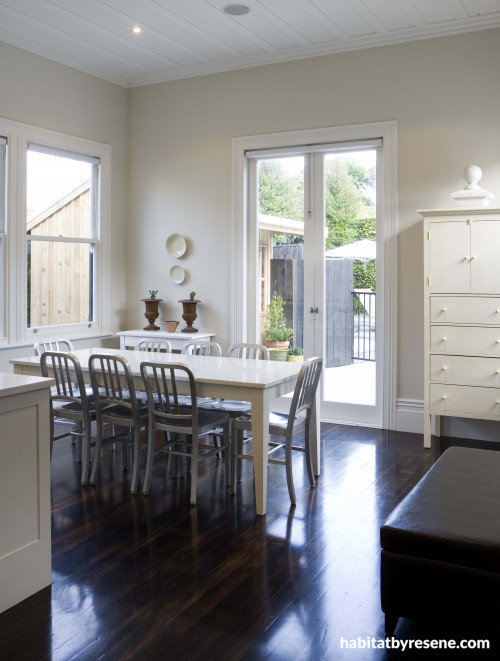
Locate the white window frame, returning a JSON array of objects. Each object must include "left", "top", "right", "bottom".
[
  {"left": 0, "top": 136, "right": 6, "bottom": 341},
  {"left": 0, "top": 116, "right": 111, "bottom": 349},
  {"left": 231, "top": 121, "right": 398, "bottom": 430}
]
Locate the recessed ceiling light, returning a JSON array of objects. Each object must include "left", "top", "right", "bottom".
[
  {"left": 223, "top": 4, "right": 250, "bottom": 16},
  {"left": 132, "top": 26, "right": 142, "bottom": 34}
]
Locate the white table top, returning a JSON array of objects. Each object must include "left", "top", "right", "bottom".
[
  {"left": 0, "top": 372, "right": 54, "bottom": 397},
  {"left": 10, "top": 347, "right": 302, "bottom": 390}
]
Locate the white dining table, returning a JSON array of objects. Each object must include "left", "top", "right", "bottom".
[{"left": 10, "top": 347, "right": 320, "bottom": 516}]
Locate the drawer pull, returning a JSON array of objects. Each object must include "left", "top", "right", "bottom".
[
  {"left": 442, "top": 336, "right": 447, "bottom": 342},
  {"left": 441, "top": 307, "right": 447, "bottom": 312}
]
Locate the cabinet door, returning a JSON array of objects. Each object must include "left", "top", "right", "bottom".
[
  {"left": 428, "top": 221, "right": 470, "bottom": 293},
  {"left": 471, "top": 221, "right": 500, "bottom": 294}
]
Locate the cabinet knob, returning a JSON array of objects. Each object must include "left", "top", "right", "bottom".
[
  {"left": 496, "top": 370, "right": 500, "bottom": 375},
  {"left": 496, "top": 400, "right": 500, "bottom": 405},
  {"left": 496, "top": 309, "right": 500, "bottom": 314},
  {"left": 496, "top": 340, "right": 500, "bottom": 344},
  {"left": 464, "top": 255, "right": 470, "bottom": 261},
  {"left": 442, "top": 395, "right": 447, "bottom": 400},
  {"left": 442, "top": 366, "right": 447, "bottom": 371},
  {"left": 442, "top": 336, "right": 447, "bottom": 341},
  {"left": 471, "top": 255, "right": 477, "bottom": 260},
  {"left": 442, "top": 307, "right": 447, "bottom": 312}
]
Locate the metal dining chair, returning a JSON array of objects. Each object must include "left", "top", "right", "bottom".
[
  {"left": 40, "top": 351, "right": 96, "bottom": 484},
  {"left": 34, "top": 338, "right": 74, "bottom": 356},
  {"left": 181, "top": 340, "right": 222, "bottom": 356},
  {"left": 134, "top": 339, "right": 172, "bottom": 353},
  {"left": 227, "top": 342, "right": 270, "bottom": 360},
  {"left": 140, "top": 360, "right": 231, "bottom": 503},
  {"left": 231, "top": 357, "right": 322, "bottom": 505},
  {"left": 89, "top": 353, "right": 149, "bottom": 492}
]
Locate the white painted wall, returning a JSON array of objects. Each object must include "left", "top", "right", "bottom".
[
  {"left": 127, "top": 28, "right": 500, "bottom": 437},
  {"left": 0, "top": 42, "right": 128, "bottom": 371},
  {"left": 1, "top": 29, "right": 500, "bottom": 438}
]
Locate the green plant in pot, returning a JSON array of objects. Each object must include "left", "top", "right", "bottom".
[
  {"left": 287, "top": 346, "right": 304, "bottom": 363},
  {"left": 264, "top": 293, "right": 294, "bottom": 360}
]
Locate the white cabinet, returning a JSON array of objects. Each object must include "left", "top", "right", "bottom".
[
  {"left": 0, "top": 373, "right": 53, "bottom": 614},
  {"left": 422, "top": 207, "right": 500, "bottom": 447}
]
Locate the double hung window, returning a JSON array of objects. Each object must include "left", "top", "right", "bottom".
[{"left": 0, "top": 117, "right": 110, "bottom": 348}]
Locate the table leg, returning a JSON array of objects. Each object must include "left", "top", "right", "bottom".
[{"left": 251, "top": 391, "right": 270, "bottom": 516}]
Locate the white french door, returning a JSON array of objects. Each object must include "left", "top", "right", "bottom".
[{"left": 233, "top": 122, "right": 398, "bottom": 430}]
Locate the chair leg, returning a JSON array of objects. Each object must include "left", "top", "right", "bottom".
[
  {"left": 73, "top": 421, "right": 83, "bottom": 462},
  {"left": 189, "top": 435, "right": 198, "bottom": 506},
  {"left": 90, "top": 415, "right": 103, "bottom": 485},
  {"left": 143, "top": 424, "right": 155, "bottom": 496},
  {"left": 223, "top": 421, "right": 231, "bottom": 486},
  {"left": 130, "top": 426, "right": 141, "bottom": 493},
  {"left": 303, "top": 418, "right": 315, "bottom": 488},
  {"left": 80, "top": 422, "right": 92, "bottom": 485},
  {"left": 49, "top": 413, "right": 55, "bottom": 461},
  {"left": 285, "top": 436, "right": 297, "bottom": 505},
  {"left": 121, "top": 431, "right": 128, "bottom": 472}
]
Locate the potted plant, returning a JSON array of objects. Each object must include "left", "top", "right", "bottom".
[
  {"left": 179, "top": 291, "right": 200, "bottom": 333},
  {"left": 287, "top": 346, "right": 304, "bottom": 363},
  {"left": 264, "top": 293, "right": 294, "bottom": 360},
  {"left": 141, "top": 290, "right": 163, "bottom": 330}
]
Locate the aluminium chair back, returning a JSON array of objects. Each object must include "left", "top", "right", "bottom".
[
  {"left": 34, "top": 337, "right": 74, "bottom": 356},
  {"left": 286, "top": 357, "right": 322, "bottom": 438},
  {"left": 181, "top": 340, "right": 222, "bottom": 357},
  {"left": 140, "top": 361, "right": 200, "bottom": 437},
  {"left": 88, "top": 353, "right": 141, "bottom": 426},
  {"left": 40, "top": 350, "right": 93, "bottom": 473},
  {"left": 227, "top": 342, "right": 270, "bottom": 360},
  {"left": 134, "top": 338, "right": 172, "bottom": 353}
]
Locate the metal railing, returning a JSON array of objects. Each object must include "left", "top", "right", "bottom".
[{"left": 352, "top": 290, "right": 376, "bottom": 361}]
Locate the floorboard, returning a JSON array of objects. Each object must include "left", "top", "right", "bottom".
[{"left": 0, "top": 426, "right": 498, "bottom": 660}]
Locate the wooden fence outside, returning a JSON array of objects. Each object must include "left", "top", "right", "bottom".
[
  {"left": 271, "top": 245, "right": 354, "bottom": 368},
  {"left": 27, "top": 183, "right": 91, "bottom": 328}
]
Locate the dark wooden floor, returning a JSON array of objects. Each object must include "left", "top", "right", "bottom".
[{"left": 1, "top": 425, "right": 499, "bottom": 660}]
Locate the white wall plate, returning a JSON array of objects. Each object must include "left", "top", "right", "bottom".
[
  {"left": 169, "top": 265, "right": 185, "bottom": 284},
  {"left": 166, "top": 233, "right": 187, "bottom": 258}
]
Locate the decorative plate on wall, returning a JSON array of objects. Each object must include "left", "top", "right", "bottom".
[
  {"left": 166, "top": 233, "right": 187, "bottom": 258},
  {"left": 169, "top": 265, "right": 185, "bottom": 284}
]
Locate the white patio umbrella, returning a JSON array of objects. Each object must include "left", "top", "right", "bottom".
[{"left": 325, "top": 238, "right": 376, "bottom": 261}]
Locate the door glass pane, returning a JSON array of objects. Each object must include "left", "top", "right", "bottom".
[
  {"left": 257, "top": 157, "right": 304, "bottom": 354},
  {"left": 323, "top": 150, "right": 377, "bottom": 406}
]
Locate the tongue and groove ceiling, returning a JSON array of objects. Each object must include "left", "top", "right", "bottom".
[{"left": 0, "top": 0, "right": 499, "bottom": 87}]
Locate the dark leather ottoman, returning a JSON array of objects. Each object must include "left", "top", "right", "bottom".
[{"left": 380, "top": 446, "right": 500, "bottom": 635}]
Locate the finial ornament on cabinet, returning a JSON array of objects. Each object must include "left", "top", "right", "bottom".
[{"left": 451, "top": 165, "right": 494, "bottom": 208}]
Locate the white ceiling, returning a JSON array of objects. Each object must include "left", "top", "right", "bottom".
[{"left": 0, "top": 0, "right": 499, "bottom": 88}]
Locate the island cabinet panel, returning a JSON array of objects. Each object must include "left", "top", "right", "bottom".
[
  {"left": 421, "top": 208, "right": 500, "bottom": 447},
  {"left": 0, "top": 376, "right": 53, "bottom": 614}
]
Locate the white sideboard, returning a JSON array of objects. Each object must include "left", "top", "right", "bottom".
[
  {"left": 116, "top": 329, "right": 215, "bottom": 352},
  {"left": 0, "top": 372, "right": 54, "bottom": 614},
  {"left": 421, "top": 207, "right": 500, "bottom": 448}
]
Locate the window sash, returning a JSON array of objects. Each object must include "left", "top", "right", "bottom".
[{"left": 0, "top": 115, "right": 111, "bottom": 347}]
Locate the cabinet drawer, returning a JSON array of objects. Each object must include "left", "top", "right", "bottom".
[
  {"left": 430, "top": 355, "right": 500, "bottom": 386},
  {"left": 430, "top": 325, "right": 500, "bottom": 356},
  {"left": 429, "top": 384, "right": 500, "bottom": 417},
  {"left": 430, "top": 296, "right": 500, "bottom": 325}
]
